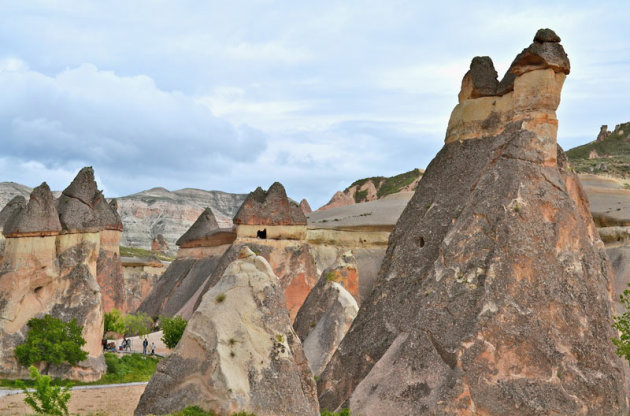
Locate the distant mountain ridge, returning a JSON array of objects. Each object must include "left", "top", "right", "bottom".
[
  {"left": 0, "top": 182, "right": 247, "bottom": 254},
  {"left": 566, "top": 122, "right": 630, "bottom": 178},
  {"left": 318, "top": 168, "right": 423, "bottom": 211}
]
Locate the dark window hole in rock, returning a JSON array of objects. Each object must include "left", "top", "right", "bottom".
[
  {"left": 419, "top": 236, "right": 425, "bottom": 247},
  {"left": 257, "top": 229, "right": 267, "bottom": 239}
]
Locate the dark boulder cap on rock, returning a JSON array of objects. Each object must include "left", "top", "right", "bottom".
[
  {"left": 57, "top": 166, "right": 121, "bottom": 233},
  {"left": 496, "top": 28, "right": 570, "bottom": 95},
  {"left": 176, "top": 208, "right": 236, "bottom": 248},
  {"left": 0, "top": 195, "right": 26, "bottom": 232},
  {"left": 233, "top": 182, "right": 307, "bottom": 226},
  {"left": 3, "top": 182, "right": 62, "bottom": 237}
]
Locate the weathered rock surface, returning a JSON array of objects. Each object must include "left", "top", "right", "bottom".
[
  {"left": 176, "top": 208, "right": 236, "bottom": 248},
  {"left": 234, "top": 182, "right": 306, "bottom": 226},
  {"left": 0, "top": 182, "right": 31, "bottom": 211},
  {"left": 317, "top": 29, "right": 628, "bottom": 415},
  {"left": 121, "top": 257, "right": 164, "bottom": 313},
  {"left": 300, "top": 198, "right": 312, "bottom": 214},
  {"left": 116, "top": 187, "right": 246, "bottom": 254},
  {"left": 294, "top": 251, "right": 359, "bottom": 376},
  {"left": 0, "top": 184, "right": 105, "bottom": 381},
  {"left": 151, "top": 233, "right": 169, "bottom": 253},
  {"left": 135, "top": 247, "right": 319, "bottom": 416},
  {"left": 56, "top": 167, "right": 106, "bottom": 233},
  {"left": 3, "top": 183, "right": 62, "bottom": 237}
]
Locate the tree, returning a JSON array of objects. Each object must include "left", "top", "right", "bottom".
[
  {"left": 613, "top": 285, "right": 630, "bottom": 361},
  {"left": 124, "top": 312, "right": 153, "bottom": 337},
  {"left": 104, "top": 308, "right": 126, "bottom": 335},
  {"left": 161, "top": 316, "right": 188, "bottom": 349},
  {"left": 17, "top": 366, "right": 72, "bottom": 416},
  {"left": 14, "top": 315, "right": 88, "bottom": 372}
]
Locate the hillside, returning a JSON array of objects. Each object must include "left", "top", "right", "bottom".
[
  {"left": 566, "top": 122, "right": 630, "bottom": 177},
  {"left": 318, "top": 168, "right": 423, "bottom": 211}
]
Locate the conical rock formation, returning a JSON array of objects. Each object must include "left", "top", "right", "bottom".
[
  {"left": 294, "top": 251, "right": 359, "bottom": 376},
  {"left": 234, "top": 182, "right": 306, "bottom": 226},
  {"left": 135, "top": 247, "right": 319, "bottom": 416},
  {"left": 3, "top": 183, "right": 61, "bottom": 237},
  {"left": 317, "top": 29, "right": 628, "bottom": 415}
]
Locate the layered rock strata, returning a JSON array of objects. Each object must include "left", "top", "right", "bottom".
[
  {"left": 135, "top": 247, "right": 319, "bottom": 416},
  {"left": 293, "top": 251, "right": 359, "bottom": 376},
  {"left": 0, "top": 182, "right": 105, "bottom": 381},
  {"left": 317, "top": 29, "right": 628, "bottom": 415}
]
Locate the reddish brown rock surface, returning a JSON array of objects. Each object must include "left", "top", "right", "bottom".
[
  {"left": 300, "top": 198, "right": 313, "bottom": 214},
  {"left": 317, "top": 29, "right": 628, "bottom": 415},
  {"left": 151, "top": 233, "right": 169, "bottom": 253},
  {"left": 234, "top": 182, "right": 306, "bottom": 226}
]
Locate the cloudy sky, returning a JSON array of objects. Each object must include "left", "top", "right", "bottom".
[{"left": 0, "top": 1, "right": 628, "bottom": 208}]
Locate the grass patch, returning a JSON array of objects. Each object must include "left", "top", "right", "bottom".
[
  {"left": 168, "top": 407, "right": 256, "bottom": 416},
  {"left": 0, "top": 353, "right": 160, "bottom": 389},
  {"left": 354, "top": 189, "right": 368, "bottom": 203},
  {"left": 346, "top": 168, "right": 422, "bottom": 200},
  {"left": 120, "top": 246, "right": 174, "bottom": 262}
]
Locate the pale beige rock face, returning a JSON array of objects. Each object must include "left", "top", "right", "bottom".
[
  {"left": 135, "top": 247, "right": 319, "bottom": 416},
  {"left": 446, "top": 68, "right": 565, "bottom": 165},
  {"left": 235, "top": 224, "right": 307, "bottom": 240},
  {"left": 0, "top": 234, "right": 105, "bottom": 381},
  {"left": 176, "top": 244, "right": 231, "bottom": 260}
]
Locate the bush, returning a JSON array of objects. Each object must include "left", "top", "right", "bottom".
[
  {"left": 14, "top": 315, "right": 88, "bottom": 371},
  {"left": 321, "top": 409, "right": 351, "bottom": 416},
  {"left": 124, "top": 312, "right": 153, "bottom": 337},
  {"left": 161, "top": 316, "right": 188, "bottom": 349},
  {"left": 99, "top": 353, "right": 160, "bottom": 383},
  {"left": 17, "top": 366, "right": 72, "bottom": 416},
  {"left": 104, "top": 309, "right": 126, "bottom": 335}
]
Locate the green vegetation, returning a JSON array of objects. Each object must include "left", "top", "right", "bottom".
[
  {"left": 377, "top": 168, "right": 423, "bottom": 198},
  {"left": 347, "top": 168, "right": 423, "bottom": 202},
  {"left": 101, "top": 353, "right": 159, "bottom": 383},
  {"left": 325, "top": 270, "right": 337, "bottom": 282},
  {"left": 216, "top": 293, "right": 226, "bottom": 303},
  {"left": 15, "top": 315, "right": 88, "bottom": 370},
  {"left": 321, "top": 410, "right": 352, "bottom": 416},
  {"left": 119, "top": 245, "right": 174, "bottom": 262},
  {"left": 566, "top": 122, "right": 630, "bottom": 177},
  {"left": 354, "top": 189, "right": 368, "bottom": 203},
  {"left": 1, "top": 353, "right": 160, "bottom": 389},
  {"left": 104, "top": 309, "right": 153, "bottom": 337},
  {"left": 17, "top": 366, "right": 72, "bottom": 416},
  {"left": 161, "top": 316, "right": 188, "bottom": 349},
  {"left": 613, "top": 283, "right": 630, "bottom": 362}
]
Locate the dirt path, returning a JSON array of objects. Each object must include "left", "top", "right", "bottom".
[{"left": 0, "top": 384, "right": 146, "bottom": 416}]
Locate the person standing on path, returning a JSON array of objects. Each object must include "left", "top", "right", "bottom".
[
  {"left": 142, "top": 337, "right": 148, "bottom": 355},
  {"left": 151, "top": 342, "right": 155, "bottom": 355}
]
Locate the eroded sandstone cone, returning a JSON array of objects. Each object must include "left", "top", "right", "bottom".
[
  {"left": 317, "top": 29, "right": 628, "bottom": 415},
  {"left": 293, "top": 250, "right": 359, "bottom": 376},
  {"left": 234, "top": 182, "right": 306, "bottom": 226},
  {"left": 135, "top": 247, "right": 319, "bottom": 416}
]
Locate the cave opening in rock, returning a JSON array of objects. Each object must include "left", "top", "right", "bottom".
[{"left": 257, "top": 229, "right": 267, "bottom": 239}]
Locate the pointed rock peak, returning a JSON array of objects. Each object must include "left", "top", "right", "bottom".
[
  {"left": 94, "top": 195, "right": 123, "bottom": 231},
  {"left": 299, "top": 198, "right": 312, "bottom": 214},
  {"left": 62, "top": 166, "right": 99, "bottom": 206},
  {"left": 176, "top": 207, "right": 235, "bottom": 247},
  {"left": 3, "top": 182, "right": 62, "bottom": 237},
  {"left": 0, "top": 195, "right": 26, "bottom": 230},
  {"left": 109, "top": 199, "right": 118, "bottom": 211},
  {"left": 233, "top": 182, "right": 307, "bottom": 226},
  {"left": 534, "top": 28, "right": 561, "bottom": 43}
]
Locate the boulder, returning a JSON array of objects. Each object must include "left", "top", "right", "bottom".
[
  {"left": 458, "top": 56, "right": 499, "bottom": 101},
  {"left": 234, "top": 182, "right": 306, "bottom": 226},
  {"left": 135, "top": 247, "right": 319, "bottom": 416},
  {"left": 293, "top": 251, "right": 359, "bottom": 376},
  {"left": 0, "top": 195, "right": 26, "bottom": 232},
  {"left": 317, "top": 29, "right": 628, "bottom": 415},
  {"left": 3, "top": 183, "right": 62, "bottom": 237},
  {"left": 56, "top": 167, "right": 102, "bottom": 233}
]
